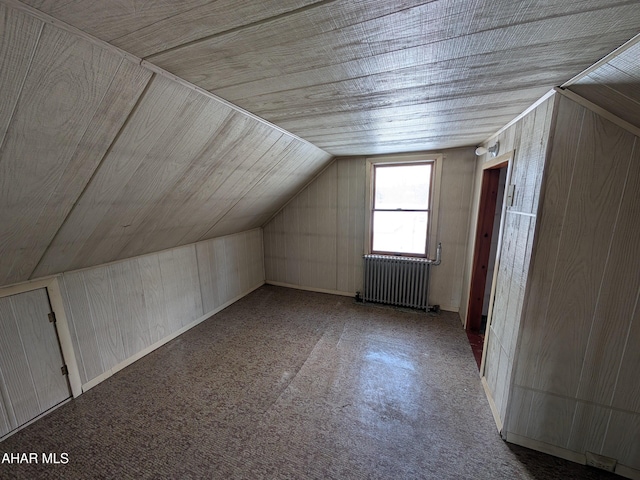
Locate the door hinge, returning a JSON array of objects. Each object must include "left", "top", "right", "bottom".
[
  {"left": 48, "top": 312, "right": 56, "bottom": 323},
  {"left": 506, "top": 184, "right": 516, "bottom": 207},
  {"left": 61, "top": 365, "right": 68, "bottom": 376}
]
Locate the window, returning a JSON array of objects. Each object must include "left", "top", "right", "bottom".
[{"left": 371, "top": 162, "right": 433, "bottom": 256}]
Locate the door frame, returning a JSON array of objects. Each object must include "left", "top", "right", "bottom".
[
  {"left": 0, "top": 277, "right": 82, "bottom": 398},
  {"left": 466, "top": 153, "right": 512, "bottom": 332},
  {"left": 467, "top": 151, "right": 514, "bottom": 377}
]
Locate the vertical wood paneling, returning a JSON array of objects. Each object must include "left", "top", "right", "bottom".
[
  {"left": 137, "top": 254, "right": 168, "bottom": 345},
  {"left": 197, "top": 230, "right": 264, "bottom": 316},
  {"left": 510, "top": 112, "right": 535, "bottom": 212},
  {"left": 485, "top": 212, "right": 534, "bottom": 420},
  {"left": 250, "top": 229, "right": 265, "bottom": 287},
  {"left": 484, "top": 332, "right": 500, "bottom": 398},
  {"left": 224, "top": 235, "right": 242, "bottom": 300},
  {"left": 109, "top": 261, "right": 150, "bottom": 359},
  {"left": 526, "top": 392, "right": 575, "bottom": 447},
  {"left": 0, "top": 385, "right": 11, "bottom": 437},
  {"left": 495, "top": 346, "right": 511, "bottom": 421},
  {"left": 83, "top": 266, "right": 124, "bottom": 371},
  {"left": 265, "top": 149, "right": 474, "bottom": 304},
  {"left": 612, "top": 297, "right": 640, "bottom": 412},
  {"left": 507, "top": 94, "right": 640, "bottom": 470},
  {"left": 0, "top": 289, "right": 69, "bottom": 433},
  {"left": 337, "top": 157, "right": 366, "bottom": 294},
  {"left": 566, "top": 402, "right": 610, "bottom": 454},
  {"left": 213, "top": 236, "right": 230, "bottom": 305},
  {"left": 283, "top": 193, "right": 301, "bottom": 286},
  {"left": 578, "top": 140, "right": 640, "bottom": 405},
  {"left": 158, "top": 245, "right": 203, "bottom": 329},
  {"left": 298, "top": 187, "right": 312, "bottom": 288},
  {"left": 532, "top": 98, "right": 556, "bottom": 215},
  {"left": 433, "top": 149, "right": 476, "bottom": 309},
  {"left": 59, "top": 273, "right": 103, "bottom": 384},
  {"left": 315, "top": 162, "right": 338, "bottom": 291},
  {"left": 59, "top": 230, "right": 262, "bottom": 387},
  {"left": 506, "top": 386, "right": 532, "bottom": 437},
  {"left": 602, "top": 411, "right": 640, "bottom": 471},
  {"left": 446, "top": 148, "right": 496, "bottom": 318},
  {"left": 9, "top": 289, "right": 69, "bottom": 413},
  {"left": 195, "top": 240, "right": 218, "bottom": 315},
  {"left": 265, "top": 161, "right": 340, "bottom": 292},
  {"left": 475, "top": 97, "right": 555, "bottom": 428},
  {"left": 514, "top": 96, "right": 583, "bottom": 388},
  {"left": 532, "top": 110, "right": 634, "bottom": 397},
  {"left": 0, "top": 297, "right": 41, "bottom": 426}
]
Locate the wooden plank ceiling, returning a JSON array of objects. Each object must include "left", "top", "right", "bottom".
[
  {"left": 1, "top": 0, "right": 639, "bottom": 285},
  {"left": 0, "top": 2, "right": 331, "bottom": 286},
  {"left": 19, "top": 0, "right": 640, "bottom": 156}
]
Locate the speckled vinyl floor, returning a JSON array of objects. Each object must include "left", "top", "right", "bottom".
[{"left": 0, "top": 285, "right": 618, "bottom": 479}]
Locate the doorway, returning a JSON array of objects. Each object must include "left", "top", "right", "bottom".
[
  {"left": 466, "top": 157, "right": 510, "bottom": 369},
  {"left": 0, "top": 288, "right": 71, "bottom": 439}
]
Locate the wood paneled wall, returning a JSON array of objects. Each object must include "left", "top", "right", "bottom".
[
  {"left": 467, "top": 96, "right": 557, "bottom": 426},
  {"left": 0, "top": 2, "right": 331, "bottom": 288},
  {"left": 59, "top": 229, "right": 264, "bottom": 389},
  {"left": 263, "top": 149, "right": 475, "bottom": 311},
  {"left": 567, "top": 40, "right": 640, "bottom": 130},
  {"left": 506, "top": 94, "right": 640, "bottom": 473}
]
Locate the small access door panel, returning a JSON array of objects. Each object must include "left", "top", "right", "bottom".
[{"left": 0, "top": 288, "right": 71, "bottom": 438}]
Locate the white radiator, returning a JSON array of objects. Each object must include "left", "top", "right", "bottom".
[{"left": 362, "top": 244, "right": 441, "bottom": 310}]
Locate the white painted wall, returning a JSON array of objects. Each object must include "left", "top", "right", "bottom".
[{"left": 263, "top": 148, "right": 476, "bottom": 311}]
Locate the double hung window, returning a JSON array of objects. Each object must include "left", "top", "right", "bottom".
[{"left": 371, "top": 162, "right": 433, "bottom": 256}]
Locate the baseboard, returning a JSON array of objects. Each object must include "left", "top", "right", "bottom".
[
  {"left": 264, "top": 281, "right": 461, "bottom": 313},
  {"left": 439, "top": 305, "right": 459, "bottom": 313},
  {"left": 82, "top": 282, "right": 264, "bottom": 392},
  {"left": 481, "top": 376, "right": 504, "bottom": 434},
  {"left": 265, "top": 281, "right": 354, "bottom": 298},
  {"left": 506, "top": 433, "right": 585, "bottom": 464},
  {"left": 505, "top": 433, "right": 640, "bottom": 479},
  {"left": 616, "top": 464, "right": 640, "bottom": 480}
]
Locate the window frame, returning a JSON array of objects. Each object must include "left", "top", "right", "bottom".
[{"left": 365, "top": 153, "right": 442, "bottom": 258}]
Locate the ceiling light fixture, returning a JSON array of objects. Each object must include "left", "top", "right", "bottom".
[{"left": 475, "top": 141, "right": 500, "bottom": 157}]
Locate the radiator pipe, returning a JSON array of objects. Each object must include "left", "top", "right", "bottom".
[{"left": 428, "top": 242, "right": 442, "bottom": 265}]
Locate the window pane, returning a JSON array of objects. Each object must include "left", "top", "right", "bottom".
[
  {"left": 372, "top": 211, "right": 428, "bottom": 255},
  {"left": 374, "top": 164, "right": 431, "bottom": 210}
]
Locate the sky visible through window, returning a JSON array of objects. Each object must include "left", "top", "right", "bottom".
[{"left": 372, "top": 164, "right": 431, "bottom": 255}]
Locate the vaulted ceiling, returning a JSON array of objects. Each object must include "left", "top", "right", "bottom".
[{"left": 1, "top": 0, "right": 639, "bottom": 286}]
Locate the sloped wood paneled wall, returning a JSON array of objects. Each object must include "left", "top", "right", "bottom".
[
  {"left": 0, "top": 2, "right": 331, "bottom": 287},
  {"left": 469, "top": 96, "right": 556, "bottom": 426},
  {"left": 506, "top": 94, "right": 640, "bottom": 473},
  {"left": 263, "top": 160, "right": 362, "bottom": 295},
  {"left": 263, "top": 149, "right": 475, "bottom": 311},
  {"left": 567, "top": 40, "right": 640, "bottom": 130},
  {"left": 60, "top": 229, "right": 264, "bottom": 389}
]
